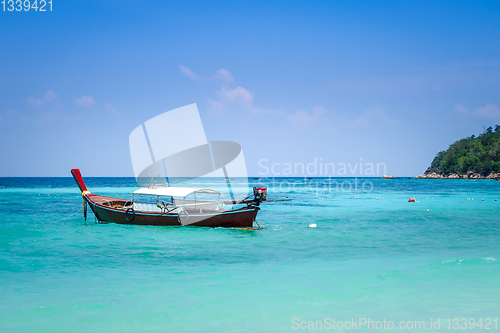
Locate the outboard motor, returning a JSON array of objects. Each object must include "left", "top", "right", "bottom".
[{"left": 253, "top": 187, "right": 267, "bottom": 205}]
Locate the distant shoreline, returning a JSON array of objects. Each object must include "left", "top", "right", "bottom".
[{"left": 416, "top": 171, "right": 500, "bottom": 180}]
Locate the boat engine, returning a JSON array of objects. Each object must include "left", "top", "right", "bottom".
[{"left": 253, "top": 187, "right": 267, "bottom": 205}]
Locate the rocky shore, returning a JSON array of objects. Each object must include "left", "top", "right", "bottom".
[{"left": 416, "top": 168, "right": 500, "bottom": 179}]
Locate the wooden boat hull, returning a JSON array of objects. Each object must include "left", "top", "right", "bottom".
[
  {"left": 85, "top": 194, "right": 258, "bottom": 228},
  {"left": 71, "top": 169, "right": 261, "bottom": 228}
]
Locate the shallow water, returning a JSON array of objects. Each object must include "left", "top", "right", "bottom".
[{"left": 1, "top": 177, "right": 499, "bottom": 332}]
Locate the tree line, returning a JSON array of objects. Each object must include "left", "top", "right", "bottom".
[{"left": 429, "top": 125, "right": 500, "bottom": 175}]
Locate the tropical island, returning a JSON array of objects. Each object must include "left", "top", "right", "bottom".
[{"left": 416, "top": 125, "right": 500, "bottom": 179}]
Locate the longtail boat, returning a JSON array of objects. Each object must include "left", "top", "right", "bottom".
[{"left": 71, "top": 169, "right": 278, "bottom": 228}]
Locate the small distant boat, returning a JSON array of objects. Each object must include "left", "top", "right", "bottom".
[{"left": 71, "top": 169, "right": 285, "bottom": 228}]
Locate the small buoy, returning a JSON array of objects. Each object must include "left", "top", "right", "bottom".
[
  {"left": 48, "top": 194, "right": 50, "bottom": 196},
  {"left": 426, "top": 209, "right": 429, "bottom": 212},
  {"left": 408, "top": 198, "right": 415, "bottom": 202},
  {"left": 376, "top": 198, "right": 379, "bottom": 200},
  {"left": 426, "top": 197, "right": 428, "bottom": 199},
  {"left": 472, "top": 198, "right": 474, "bottom": 200},
  {"left": 308, "top": 223, "right": 317, "bottom": 228},
  {"left": 482, "top": 199, "right": 484, "bottom": 201},
  {"left": 67, "top": 195, "right": 69, "bottom": 197},
  {"left": 495, "top": 199, "right": 497, "bottom": 201}
]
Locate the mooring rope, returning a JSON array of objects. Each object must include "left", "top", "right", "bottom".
[
  {"left": 50, "top": 207, "right": 83, "bottom": 223},
  {"left": 255, "top": 218, "right": 266, "bottom": 228}
]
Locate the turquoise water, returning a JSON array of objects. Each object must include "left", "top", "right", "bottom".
[{"left": 1, "top": 177, "right": 499, "bottom": 332}]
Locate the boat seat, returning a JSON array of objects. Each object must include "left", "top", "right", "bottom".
[{"left": 156, "top": 201, "right": 170, "bottom": 212}]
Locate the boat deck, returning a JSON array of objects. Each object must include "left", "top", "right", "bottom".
[{"left": 87, "top": 194, "right": 131, "bottom": 209}]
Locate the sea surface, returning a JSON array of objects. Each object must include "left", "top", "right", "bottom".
[{"left": 0, "top": 177, "right": 499, "bottom": 332}]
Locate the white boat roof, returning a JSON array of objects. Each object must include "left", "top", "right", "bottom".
[{"left": 132, "top": 187, "right": 221, "bottom": 197}]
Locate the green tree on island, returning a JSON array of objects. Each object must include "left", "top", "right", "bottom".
[{"left": 428, "top": 125, "right": 500, "bottom": 176}]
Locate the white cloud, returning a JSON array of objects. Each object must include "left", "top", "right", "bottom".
[
  {"left": 179, "top": 65, "right": 199, "bottom": 81},
  {"left": 75, "top": 96, "right": 95, "bottom": 107},
  {"left": 473, "top": 103, "right": 500, "bottom": 118},
  {"left": 180, "top": 66, "right": 235, "bottom": 84},
  {"left": 215, "top": 86, "right": 254, "bottom": 106},
  {"left": 207, "top": 86, "right": 253, "bottom": 113},
  {"left": 289, "top": 110, "right": 312, "bottom": 124},
  {"left": 207, "top": 86, "right": 282, "bottom": 116},
  {"left": 356, "top": 105, "right": 397, "bottom": 127},
  {"left": 105, "top": 103, "right": 118, "bottom": 114},
  {"left": 214, "top": 68, "right": 234, "bottom": 84},
  {"left": 288, "top": 106, "right": 327, "bottom": 125},
  {"left": 204, "top": 69, "right": 284, "bottom": 116},
  {"left": 454, "top": 104, "right": 468, "bottom": 115},
  {"left": 44, "top": 90, "right": 57, "bottom": 101},
  {"left": 27, "top": 89, "right": 58, "bottom": 107},
  {"left": 207, "top": 99, "right": 225, "bottom": 111}
]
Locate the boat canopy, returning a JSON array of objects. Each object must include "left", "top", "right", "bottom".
[{"left": 132, "top": 187, "right": 221, "bottom": 197}]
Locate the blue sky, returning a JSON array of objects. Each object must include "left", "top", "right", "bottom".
[{"left": 1, "top": 0, "right": 500, "bottom": 177}]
